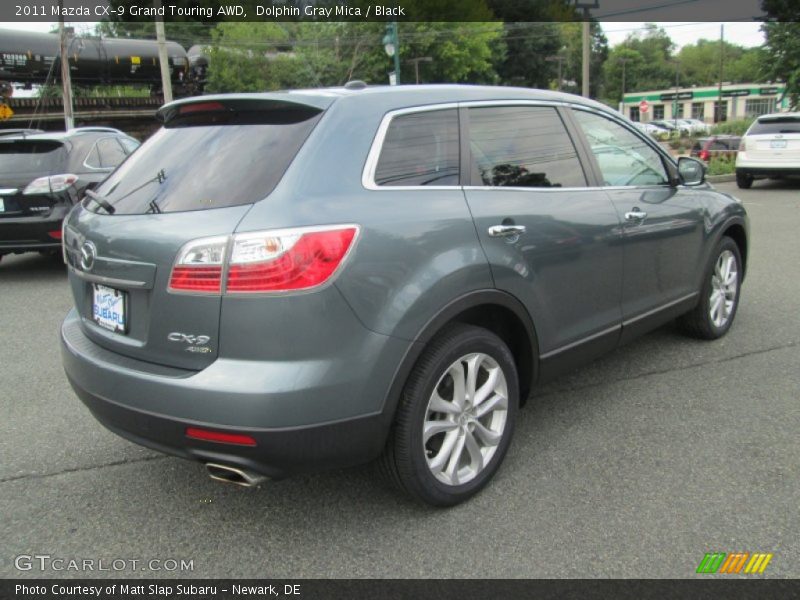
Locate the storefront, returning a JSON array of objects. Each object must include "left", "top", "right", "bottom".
[{"left": 622, "top": 83, "right": 788, "bottom": 123}]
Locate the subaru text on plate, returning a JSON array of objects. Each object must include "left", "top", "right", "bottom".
[{"left": 61, "top": 85, "right": 749, "bottom": 506}]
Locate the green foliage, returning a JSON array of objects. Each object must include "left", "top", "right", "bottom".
[
  {"left": 602, "top": 24, "right": 676, "bottom": 102},
  {"left": 711, "top": 118, "right": 755, "bottom": 136},
  {"left": 677, "top": 40, "right": 768, "bottom": 86},
  {"left": 706, "top": 154, "right": 736, "bottom": 176},
  {"left": 559, "top": 22, "right": 609, "bottom": 98},
  {"left": 761, "top": 20, "right": 800, "bottom": 110},
  {"left": 204, "top": 22, "right": 505, "bottom": 93}
]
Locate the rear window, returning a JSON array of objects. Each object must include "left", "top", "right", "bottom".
[
  {"left": 0, "top": 140, "right": 66, "bottom": 176},
  {"left": 748, "top": 117, "right": 800, "bottom": 135},
  {"left": 90, "top": 102, "right": 322, "bottom": 214}
]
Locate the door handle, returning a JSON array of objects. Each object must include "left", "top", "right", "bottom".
[
  {"left": 625, "top": 209, "right": 647, "bottom": 222},
  {"left": 488, "top": 225, "right": 526, "bottom": 238}
]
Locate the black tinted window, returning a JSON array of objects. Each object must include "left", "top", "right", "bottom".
[
  {"left": 92, "top": 110, "right": 321, "bottom": 214},
  {"left": 97, "top": 137, "right": 127, "bottom": 168},
  {"left": 748, "top": 117, "right": 800, "bottom": 135},
  {"left": 467, "top": 106, "right": 586, "bottom": 188},
  {"left": 374, "top": 109, "right": 459, "bottom": 186},
  {"left": 0, "top": 140, "right": 66, "bottom": 176}
]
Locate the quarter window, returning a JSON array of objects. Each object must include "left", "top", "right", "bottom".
[
  {"left": 573, "top": 110, "right": 669, "bottom": 187},
  {"left": 97, "top": 138, "right": 128, "bottom": 168},
  {"left": 467, "top": 106, "right": 586, "bottom": 188},
  {"left": 374, "top": 109, "right": 459, "bottom": 187}
]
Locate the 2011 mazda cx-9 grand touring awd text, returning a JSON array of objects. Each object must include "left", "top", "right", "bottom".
[{"left": 61, "top": 85, "right": 749, "bottom": 506}]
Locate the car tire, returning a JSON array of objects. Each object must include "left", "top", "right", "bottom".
[
  {"left": 678, "top": 236, "right": 743, "bottom": 340},
  {"left": 380, "top": 323, "right": 519, "bottom": 507},
  {"left": 736, "top": 171, "right": 753, "bottom": 189}
]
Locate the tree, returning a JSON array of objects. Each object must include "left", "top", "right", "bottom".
[
  {"left": 761, "top": 0, "right": 800, "bottom": 109},
  {"left": 677, "top": 40, "right": 767, "bottom": 87},
  {"left": 602, "top": 23, "right": 676, "bottom": 102}
]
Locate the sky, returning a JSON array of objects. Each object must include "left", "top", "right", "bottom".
[{"left": 1, "top": 21, "right": 767, "bottom": 50}]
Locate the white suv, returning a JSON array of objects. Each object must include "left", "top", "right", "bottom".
[{"left": 736, "top": 112, "right": 800, "bottom": 188}]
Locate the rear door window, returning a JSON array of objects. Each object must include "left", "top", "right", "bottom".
[
  {"left": 373, "top": 109, "right": 459, "bottom": 187},
  {"left": 92, "top": 103, "right": 323, "bottom": 214},
  {"left": 97, "top": 137, "right": 128, "bottom": 168},
  {"left": 466, "top": 106, "right": 586, "bottom": 188}
]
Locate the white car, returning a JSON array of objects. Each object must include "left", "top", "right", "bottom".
[
  {"left": 735, "top": 112, "right": 800, "bottom": 188},
  {"left": 680, "top": 119, "right": 711, "bottom": 135}
]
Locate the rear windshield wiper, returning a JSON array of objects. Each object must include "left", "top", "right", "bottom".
[
  {"left": 85, "top": 169, "right": 167, "bottom": 215},
  {"left": 84, "top": 189, "right": 116, "bottom": 214}
]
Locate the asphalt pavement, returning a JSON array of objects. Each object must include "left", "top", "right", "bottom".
[{"left": 1, "top": 180, "right": 798, "bottom": 579}]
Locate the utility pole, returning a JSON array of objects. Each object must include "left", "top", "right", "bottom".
[
  {"left": 58, "top": 0, "right": 74, "bottom": 130},
  {"left": 618, "top": 57, "right": 631, "bottom": 112},
  {"left": 673, "top": 60, "right": 680, "bottom": 128},
  {"left": 716, "top": 24, "right": 725, "bottom": 123},
  {"left": 575, "top": 1, "right": 599, "bottom": 98},
  {"left": 154, "top": 0, "right": 173, "bottom": 103},
  {"left": 546, "top": 55, "right": 566, "bottom": 91},
  {"left": 406, "top": 57, "right": 432, "bottom": 84}
]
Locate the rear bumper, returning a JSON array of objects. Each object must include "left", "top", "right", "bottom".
[
  {"left": 0, "top": 205, "right": 69, "bottom": 254},
  {"left": 736, "top": 166, "right": 800, "bottom": 178},
  {"left": 60, "top": 309, "right": 410, "bottom": 477}
]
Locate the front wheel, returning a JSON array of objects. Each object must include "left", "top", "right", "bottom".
[
  {"left": 381, "top": 324, "right": 519, "bottom": 507},
  {"left": 678, "top": 237, "right": 743, "bottom": 339}
]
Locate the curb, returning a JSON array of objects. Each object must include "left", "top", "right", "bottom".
[{"left": 706, "top": 174, "right": 736, "bottom": 183}]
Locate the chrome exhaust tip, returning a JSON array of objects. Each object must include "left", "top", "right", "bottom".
[{"left": 205, "top": 463, "right": 268, "bottom": 487}]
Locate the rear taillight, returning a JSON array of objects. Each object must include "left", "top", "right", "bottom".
[
  {"left": 227, "top": 226, "right": 358, "bottom": 293},
  {"left": 168, "top": 236, "right": 227, "bottom": 293},
  {"left": 699, "top": 150, "right": 709, "bottom": 161},
  {"left": 23, "top": 174, "right": 78, "bottom": 195},
  {"left": 168, "top": 225, "right": 359, "bottom": 295}
]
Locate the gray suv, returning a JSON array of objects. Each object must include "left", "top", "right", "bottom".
[{"left": 61, "top": 85, "right": 748, "bottom": 506}]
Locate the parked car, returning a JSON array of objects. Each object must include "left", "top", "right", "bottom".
[
  {"left": 735, "top": 112, "right": 800, "bottom": 188},
  {"left": 60, "top": 86, "right": 749, "bottom": 506},
  {"left": 690, "top": 135, "right": 741, "bottom": 162},
  {"left": 0, "top": 128, "right": 139, "bottom": 260},
  {"left": 680, "top": 118, "right": 712, "bottom": 135},
  {"left": 632, "top": 121, "right": 665, "bottom": 138}
]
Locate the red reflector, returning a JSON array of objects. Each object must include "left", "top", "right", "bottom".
[
  {"left": 47, "top": 230, "right": 63, "bottom": 240},
  {"left": 179, "top": 101, "right": 226, "bottom": 115},
  {"left": 186, "top": 427, "right": 257, "bottom": 447},
  {"left": 227, "top": 228, "right": 356, "bottom": 293},
  {"left": 169, "top": 265, "right": 222, "bottom": 293}
]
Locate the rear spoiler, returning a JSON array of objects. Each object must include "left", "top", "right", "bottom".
[{"left": 157, "top": 95, "right": 332, "bottom": 127}]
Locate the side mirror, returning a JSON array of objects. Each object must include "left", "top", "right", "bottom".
[{"left": 677, "top": 157, "right": 706, "bottom": 186}]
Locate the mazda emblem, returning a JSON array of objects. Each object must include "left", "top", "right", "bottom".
[{"left": 80, "top": 241, "right": 97, "bottom": 271}]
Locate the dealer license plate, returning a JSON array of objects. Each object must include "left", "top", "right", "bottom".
[{"left": 92, "top": 284, "right": 127, "bottom": 333}]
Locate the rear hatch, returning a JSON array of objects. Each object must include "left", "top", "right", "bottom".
[
  {"left": 64, "top": 97, "right": 325, "bottom": 370},
  {"left": 0, "top": 138, "right": 68, "bottom": 218},
  {"left": 743, "top": 115, "right": 800, "bottom": 162}
]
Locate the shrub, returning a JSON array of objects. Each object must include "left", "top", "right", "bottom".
[
  {"left": 711, "top": 118, "right": 755, "bottom": 136},
  {"left": 706, "top": 154, "right": 736, "bottom": 176}
]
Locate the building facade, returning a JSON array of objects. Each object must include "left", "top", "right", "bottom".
[{"left": 622, "top": 83, "right": 788, "bottom": 123}]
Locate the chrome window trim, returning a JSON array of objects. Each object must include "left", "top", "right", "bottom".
[{"left": 82, "top": 136, "right": 122, "bottom": 172}]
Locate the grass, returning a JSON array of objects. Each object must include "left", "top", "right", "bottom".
[{"left": 706, "top": 154, "right": 737, "bottom": 176}]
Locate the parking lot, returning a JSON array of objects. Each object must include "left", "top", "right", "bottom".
[{"left": 0, "top": 180, "right": 798, "bottom": 579}]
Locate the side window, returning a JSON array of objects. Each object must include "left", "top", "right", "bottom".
[
  {"left": 467, "top": 106, "right": 586, "bottom": 188},
  {"left": 374, "top": 109, "right": 459, "bottom": 187},
  {"left": 573, "top": 110, "right": 669, "bottom": 187},
  {"left": 97, "top": 137, "right": 128, "bottom": 168},
  {"left": 119, "top": 137, "right": 140, "bottom": 154}
]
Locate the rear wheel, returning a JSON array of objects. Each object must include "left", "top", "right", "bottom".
[
  {"left": 678, "top": 236, "right": 742, "bottom": 340},
  {"left": 736, "top": 171, "right": 753, "bottom": 189},
  {"left": 381, "top": 324, "right": 519, "bottom": 506}
]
